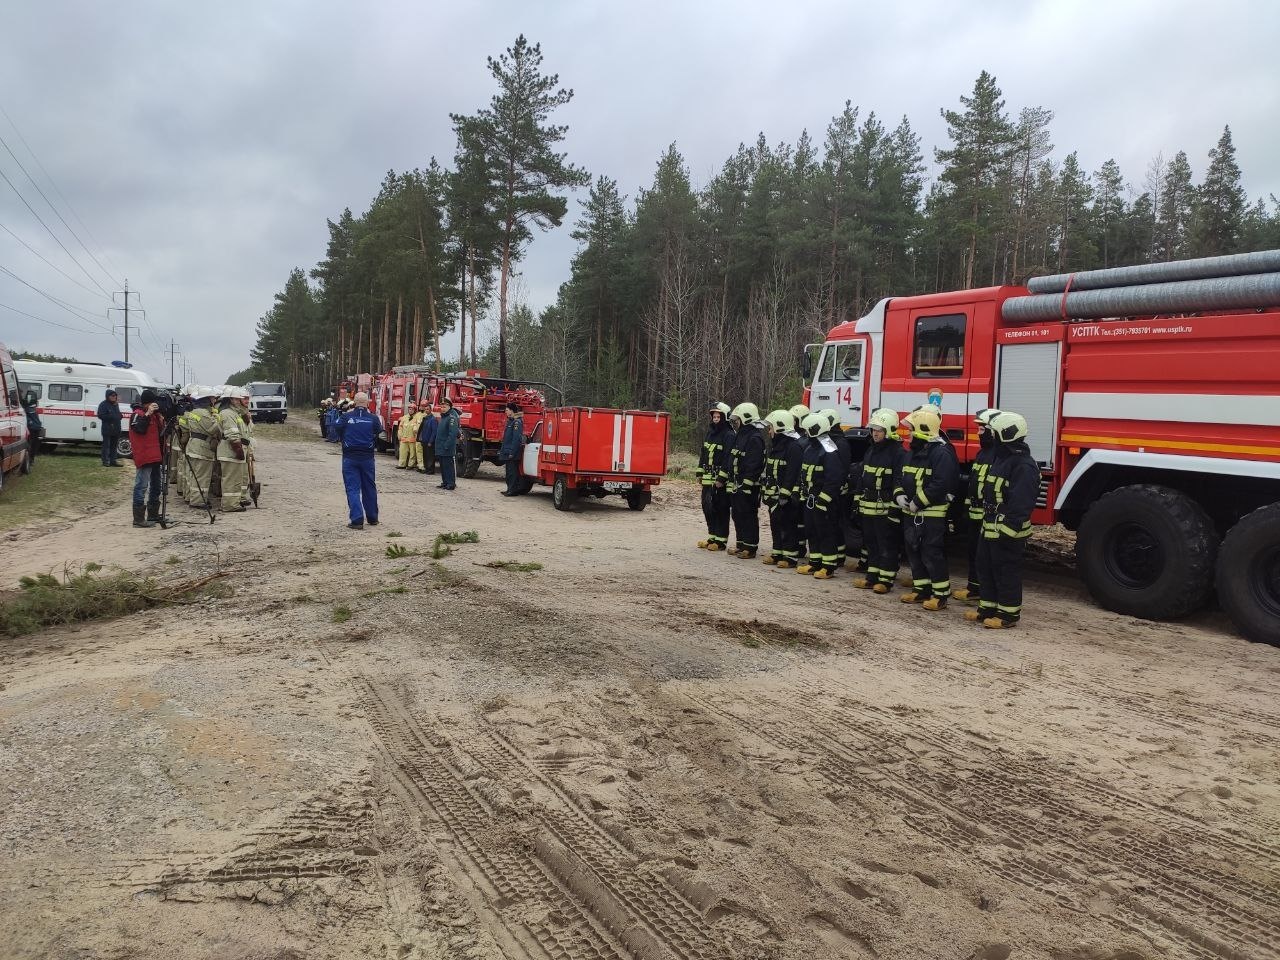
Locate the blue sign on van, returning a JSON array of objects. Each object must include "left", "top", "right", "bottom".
[{"left": 110, "top": 360, "right": 133, "bottom": 369}]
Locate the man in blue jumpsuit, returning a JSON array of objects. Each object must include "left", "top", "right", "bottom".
[{"left": 336, "top": 392, "right": 382, "bottom": 529}]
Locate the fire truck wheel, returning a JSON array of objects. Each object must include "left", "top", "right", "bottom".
[
  {"left": 458, "top": 433, "right": 482, "bottom": 479},
  {"left": 625, "top": 489, "right": 651, "bottom": 511},
  {"left": 1076, "top": 484, "right": 1216, "bottom": 621},
  {"left": 552, "top": 475, "right": 577, "bottom": 511},
  {"left": 115, "top": 436, "right": 133, "bottom": 459},
  {"left": 1216, "top": 504, "right": 1280, "bottom": 646}
]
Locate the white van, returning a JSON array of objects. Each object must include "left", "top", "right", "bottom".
[{"left": 14, "top": 359, "right": 160, "bottom": 459}]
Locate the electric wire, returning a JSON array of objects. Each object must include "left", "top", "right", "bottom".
[
  {"left": 0, "top": 102, "right": 126, "bottom": 286},
  {"left": 0, "top": 261, "right": 114, "bottom": 330},
  {"left": 0, "top": 218, "right": 112, "bottom": 301},
  {"left": 0, "top": 128, "right": 119, "bottom": 292},
  {"left": 0, "top": 298, "right": 113, "bottom": 335},
  {"left": 0, "top": 164, "right": 112, "bottom": 297}
]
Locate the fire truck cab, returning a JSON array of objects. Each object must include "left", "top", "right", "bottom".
[{"left": 807, "top": 274, "right": 1280, "bottom": 645}]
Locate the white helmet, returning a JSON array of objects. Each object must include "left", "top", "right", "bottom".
[
  {"left": 193, "top": 385, "right": 220, "bottom": 400},
  {"left": 219, "top": 385, "right": 237, "bottom": 399},
  {"left": 233, "top": 386, "right": 250, "bottom": 400}
]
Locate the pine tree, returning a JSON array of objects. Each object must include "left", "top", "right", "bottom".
[
  {"left": 451, "top": 35, "right": 589, "bottom": 377},
  {"left": 1154, "top": 150, "right": 1194, "bottom": 260},
  {"left": 1092, "top": 159, "right": 1127, "bottom": 267},
  {"left": 1008, "top": 107, "right": 1054, "bottom": 282},
  {"left": 1055, "top": 152, "right": 1095, "bottom": 270},
  {"left": 935, "top": 72, "right": 1016, "bottom": 288},
  {"left": 1191, "top": 125, "right": 1247, "bottom": 256}
]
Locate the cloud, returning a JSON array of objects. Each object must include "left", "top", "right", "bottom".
[{"left": 2, "top": 0, "right": 1277, "bottom": 381}]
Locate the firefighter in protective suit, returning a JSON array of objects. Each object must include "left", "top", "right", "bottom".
[
  {"left": 396, "top": 403, "right": 426, "bottom": 470},
  {"left": 789, "top": 404, "right": 811, "bottom": 558},
  {"left": 852, "top": 408, "right": 907, "bottom": 592},
  {"left": 215, "top": 387, "right": 249, "bottom": 512},
  {"left": 819, "top": 409, "right": 855, "bottom": 568},
  {"left": 967, "top": 411, "right": 1039, "bottom": 629},
  {"left": 895, "top": 406, "right": 959, "bottom": 609},
  {"left": 761, "top": 410, "right": 803, "bottom": 567},
  {"left": 953, "top": 409, "right": 1000, "bottom": 603},
  {"left": 796, "top": 412, "right": 844, "bottom": 578},
  {"left": 184, "top": 386, "right": 220, "bottom": 508},
  {"left": 726, "top": 403, "right": 766, "bottom": 558},
  {"left": 697, "top": 402, "right": 735, "bottom": 551}
]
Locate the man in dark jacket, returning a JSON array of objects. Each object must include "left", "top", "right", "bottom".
[
  {"left": 434, "top": 398, "right": 460, "bottom": 490},
  {"left": 969, "top": 411, "right": 1039, "bottom": 629},
  {"left": 128, "top": 389, "right": 166, "bottom": 527},
  {"left": 726, "top": 402, "right": 765, "bottom": 558},
  {"left": 895, "top": 407, "right": 959, "bottom": 610},
  {"left": 696, "top": 401, "right": 735, "bottom": 551},
  {"left": 22, "top": 390, "right": 42, "bottom": 465},
  {"left": 97, "top": 389, "right": 124, "bottom": 466},
  {"left": 418, "top": 405, "right": 439, "bottom": 474},
  {"left": 499, "top": 402, "right": 525, "bottom": 496},
  {"left": 336, "top": 392, "right": 383, "bottom": 529}
]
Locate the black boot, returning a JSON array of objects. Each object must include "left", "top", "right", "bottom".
[
  {"left": 146, "top": 503, "right": 162, "bottom": 524},
  {"left": 132, "top": 505, "right": 155, "bottom": 528}
]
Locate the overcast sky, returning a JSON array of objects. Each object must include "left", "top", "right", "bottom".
[{"left": 1, "top": 0, "right": 1277, "bottom": 384}]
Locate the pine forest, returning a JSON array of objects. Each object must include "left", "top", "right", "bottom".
[{"left": 240, "top": 37, "right": 1280, "bottom": 448}]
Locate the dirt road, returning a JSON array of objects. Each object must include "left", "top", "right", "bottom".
[{"left": 2, "top": 429, "right": 1278, "bottom": 960}]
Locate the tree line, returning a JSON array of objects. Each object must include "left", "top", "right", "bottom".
[{"left": 240, "top": 45, "right": 1280, "bottom": 448}]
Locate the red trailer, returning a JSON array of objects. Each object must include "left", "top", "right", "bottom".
[{"left": 521, "top": 407, "right": 670, "bottom": 511}]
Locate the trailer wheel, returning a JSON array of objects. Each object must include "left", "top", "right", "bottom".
[
  {"left": 1076, "top": 484, "right": 1216, "bottom": 621},
  {"left": 458, "top": 431, "right": 482, "bottom": 479},
  {"left": 115, "top": 435, "right": 132, "bottom": 459},
  {"left": 552, "top": 475, "right": 577, "bottom": 512},
  {"left": 625, "top": 489, "right": 651, "bottom": 512},
  {"left": 1216, "top": 504, "right": 1280, "bottom": 645}
]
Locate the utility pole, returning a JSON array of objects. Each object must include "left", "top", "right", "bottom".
[
  {"left": 164, "top": 340, "right": 181, "bottom": 385},
  {"left": 109, "top": 279, "right": 142, "bottom": 365}
]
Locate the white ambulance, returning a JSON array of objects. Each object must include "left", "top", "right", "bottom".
[{"left": 14, "top": 359, "right": 161, "bottom": 459}]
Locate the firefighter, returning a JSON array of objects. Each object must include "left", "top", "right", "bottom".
[
  {"left": 789, "top": 403, "right": 811, "bottom": 559},
  {"left": 795, "top": 412, "right": 844, "bottom": 578},
  {"left": 895, "top": 406, "right": 959, "bottom": 609},
  {"left": 215, "top": 386, "right": 249, "bottom": 513},
  {"left": 396, "top": 402, "right": 426, "bottom": 470},
  {"left": 968, "top": 411, "right": 1038, "bottom": 629},
  {"left": 726, "top": 402, "right": 765, "bottom": 558},
  {"left": 237, "top": 387, "right": 257, "bottom": 507},
  {"left": 953, "top": 409, "right": 1000, "bottom": 603},
  {"left": 819, "top": 410, "right": 856, "bottom": 569},
  {"left": 184, "top": 386, "right": 220, "bottom": 509},
  {"left": 323, "top": 399, "right": 340, "bottom": 442},
  {"left": 761, "top": 410, "right": 803, "bottom": 567},
  {"left": 852, "top": 408, "right": 907, "bottom": 593},
  {"left": 696, "top": 402, "right": 735, "bottom": 551}
]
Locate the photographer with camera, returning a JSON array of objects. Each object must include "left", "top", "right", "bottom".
[{"left": 128, "top": 389, "right": 167, "bottom": 528}]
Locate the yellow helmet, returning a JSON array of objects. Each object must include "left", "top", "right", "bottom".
[
  {"left": 789, "top": 403, "right": 810, "bottom": 422},
  {"left": 988, "top": 410, "right": 1028, "bottom": 443},
  {"left": 974, "top": 408, "right": 1000, "bottom": 426},
  {"left": 765, "top": 409, "right": 795, "bottom": 434},
  {"left": 730, "top": 402, "right": 760, "bottom": 425},
  {"left": 903, "top": 407, "right": 942, "bottom": 441},
  {"left": 866, "top": 408, "right": 899, "bottom": 434},
  {"left": 801, "top": 412, "right": 828, "bottom": 438}
]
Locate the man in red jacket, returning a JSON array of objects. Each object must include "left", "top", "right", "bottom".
[{"left": 129, "top": 389, "right": 166, "bottom": 528}]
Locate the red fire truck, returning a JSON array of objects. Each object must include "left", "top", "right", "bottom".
[
  {"left": 805, "top": 250, "right": 1280, "bottom": 644},
  {"left": 419, "top": 371, "right": 557, "bottom": 477}
]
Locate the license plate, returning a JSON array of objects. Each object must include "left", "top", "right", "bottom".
[{"left": 603, "top": 481, "right": 631, "bottom": 492}]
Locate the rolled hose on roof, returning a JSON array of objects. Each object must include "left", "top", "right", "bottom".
[
  {"left": 1026, "top": 249, "right": 1280, "bottom": 294},
  {"left": 1002, "top": 271, "right": 1280, "bottom": 322}
]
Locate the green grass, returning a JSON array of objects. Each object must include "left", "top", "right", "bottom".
[
  {"left": 331, "top": 605, "right": 353, "bottom": 623},
  {"left": 385, "top": 531, "right": 403, "bottom": 538},
  {"left": 665, "top": 450, "right": 700, "bottom": 481},
  {"left": 0, "top": 449, "right": 132, "bottom": 532},
  {"left": 481, "top": 560, "right": 544, "bottom": 573}
]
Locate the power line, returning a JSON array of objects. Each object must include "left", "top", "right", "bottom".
[
  {"left": 0, "top": 128, "right": 120, "bottom": 291},
  {"left": 0, "top": 261, "right": 114, "bottom": 329},
  {"left": 0, "top": 298, "right": 113, "bottom": 336},
  {"left": 0, "top": 164, "right": 112, "bottom": 297},
  {"left": 0, "top": 217, "right": 113, "bottom": 301},
  {"left": 0, "top": 102, "right": 126, "bottom": 286}
]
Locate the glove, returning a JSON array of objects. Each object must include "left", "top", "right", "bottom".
[
  {"left": 231, "top": 440, "right": 246, "bottom": 461},
  {"left": 908, "top": 500, "right": 919, "bottom": 514},
  {"left": 895, "top": 495, "right": 910, "bottom": 511}
]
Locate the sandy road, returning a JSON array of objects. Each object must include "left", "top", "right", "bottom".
[{"left": 1, "top": 428, "right": 1278, "bottom": 960}]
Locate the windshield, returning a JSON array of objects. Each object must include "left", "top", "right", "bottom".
[{"left": 249, "top": 383, "right": 285, "bottom": 396}]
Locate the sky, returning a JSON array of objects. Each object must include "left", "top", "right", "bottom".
[{"left": 1, "top": 0, "right": 1277, "bottom": 384}]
